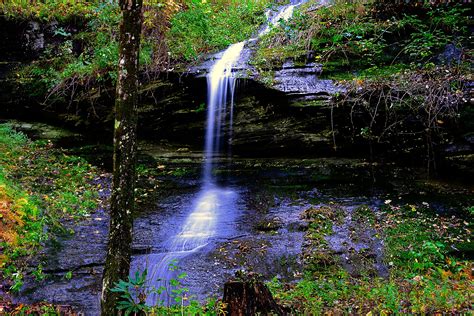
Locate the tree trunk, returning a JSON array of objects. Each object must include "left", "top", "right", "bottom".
[
  {"left": 223, "top": 274, "right": 287, "bottom": 316},
  {"left": 101, "top": 0, "right": 143, "bottom": 315}
]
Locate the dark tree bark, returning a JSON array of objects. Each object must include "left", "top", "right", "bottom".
[
  {"left": 223, "top": 274, "right": 287, "bottom": 316},
  {"left": 101, "top": 0, "right": 143, "bottom": 315}
]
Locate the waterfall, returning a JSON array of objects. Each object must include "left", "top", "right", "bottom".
[
  {"left": 137, "top": 184, "right": 237, "bottom": 306},
  {"left": 203, "top": 41, "right": 246, "bottom": 181},
  {"left": 133, "top": 0, "right": 307, "bottom": 306},
  {"left": 260, "top": 0, "right": 306, "bottom": 36},
  {"left": 135, "top": 42, "right": 245, "bottom": 306}
]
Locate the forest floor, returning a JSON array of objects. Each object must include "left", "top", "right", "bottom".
[
  {"left": 268, "top": 201, "right": 473, "bottom": 314},
  {"left": 0, "top": 123, "right": 103, "bottom": 315},
  {"left": 0, "top": 124, "right": 472, "bottom": 315}
]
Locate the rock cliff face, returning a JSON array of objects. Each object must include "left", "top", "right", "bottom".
[
  {"left": 272, "top": 60, "right": 342, "bottom": 96},
  {"left": 0, "top": 15, "right": 471, "bottom": 165},
  {"left": 0, "top": 17, "right": 83, "bottom": 61},
  {"left": 136, "top": 63, "right": 349, "bottom": 157},
  {"left": 138, "top": 80, "right": 309, "bottom": 153},
  {"left": 170, "top": 47, "right": 348, "bottom": 156},
  {"left": 0, "top": 14, "right": 354, "bottom": 157}
]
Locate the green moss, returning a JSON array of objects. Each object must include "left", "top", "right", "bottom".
[
  {"left": 256, "top": 70, "right": 276, "bottom": 87},
  {"left": 302, "top": 205, "right": 345, "bottom": 275},
  {"left": 0, "top": 1, "right": 97, "bottom": 22},
  {"left": 289, "top": 99, "right": 330, "bottom": 108},
  {"left": 353, "top": 204, "right": 375, "bottom": 225},
  {"left": 325, "top": 64, "right": 409, "bottom": 81}
]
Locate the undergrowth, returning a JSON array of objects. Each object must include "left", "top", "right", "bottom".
[
  {"left": 250, "top": 0, "right": 471, "bottom": 166},
  {"left": 1, "top": 0, "right": 272, "bottom": 106},
  {"left": 168, "top": 0, "right": 270, "bottom": 61},
  {"left": 0, "top": 124, "right": 99, "bottom": 292},
  {"left": 111, "top": 264, "right": 227, "bottom": 315},
  {"left": 268, "top": 202, "right": 473, "bottom": 314},
  {"left": 252, "top": 0, "right": 471, "bottom": 79}
]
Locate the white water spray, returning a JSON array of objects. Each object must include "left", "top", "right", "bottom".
[{"left": 135, "top": 41, "right": 244, "bottom": 306}]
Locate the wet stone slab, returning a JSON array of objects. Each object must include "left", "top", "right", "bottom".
[{"left": 10, "top": 155, "right": 472, "bottom": 315}]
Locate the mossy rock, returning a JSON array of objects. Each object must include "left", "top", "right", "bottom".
[
  {"left": 352, "top": 205, "right": 375, "bottom": 224},
  {"left": 303, "top": 205, "right": 345, "bottom": 224},
  {"left": 254, "top": 217, "right": 283, "bottom": 232},
  {"left": 304, "top": 251, "right": 339, "bottom": 274}
]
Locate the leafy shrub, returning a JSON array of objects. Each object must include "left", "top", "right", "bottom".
[
  {"left": 168, "top": 0, "right": 270, "bottom": 60},
  {"left": 0, "top": 0, "right": 97, "bottom": 22},
  {"left": 113, "top": 264, "right": 227, "bottom": 315},
  {"left": 253, "top": 0, "right": 469, "bottom": 76}
]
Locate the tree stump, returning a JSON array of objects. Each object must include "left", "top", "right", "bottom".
[{"left": 223, "top": 273, "right": 286, "bottom": 316}]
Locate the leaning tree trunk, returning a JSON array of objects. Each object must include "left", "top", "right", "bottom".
[{"left": 101, "top": 0, "right": 143, "bottom": 315}]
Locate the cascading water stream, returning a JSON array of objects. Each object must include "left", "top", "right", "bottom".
[
  {"left": 134, "top": 42, "right": 245, "bottom": 306},
  {"left": 203, "top": 41, "right": 246, "bottom": 181},
  {"left": 260, "top": 1, "right": 305, "bottom": 36},
  {"left": 133, "top": 1, "right": 307, "bottom": 306}
]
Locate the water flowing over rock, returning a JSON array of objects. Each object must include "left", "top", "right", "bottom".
[
  {"left": 187, "top": 0, "right": 342, "bottom": 118},
  {"left": 203, "top": 42, "right": 245, "bottom": 178},
  {"left": 133, "top": 33, "right": 245, "bottom": 306},
  {"left": 131, "top": 2, "right": 321, "bottom": 305}
]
